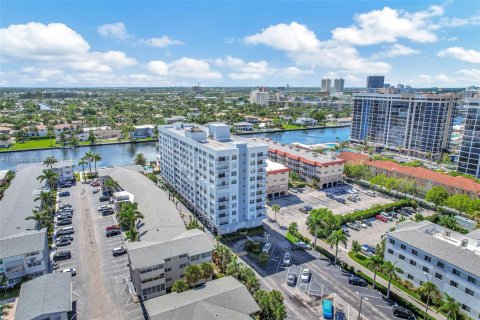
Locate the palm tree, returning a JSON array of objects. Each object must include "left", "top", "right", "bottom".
[
  {"left": 126, "top": 228, "right": 139, "bottom": 242},
  {"left": 92, "top": 153, "right": 102, "bottom": 173},
  {"left": 83, "top": 152, "right": 95, "bottom": 175},
  {"left": 133, "top": 153, "right": 147, "bottom": 166},
  {"left": 78, "top": 159, "right": 87, "bottom": 178},
  {"left": 184, "top": 264, "right": 202, "bottom": 287},
  {"left": 58, "top": 132, "right": 67, "bottom": 147},
  {"left": 225, "top": 256, "right": 241, "bottom": 278},
  {"left": 171, "top": 279, "right": 190, "bottom": 293},
  {"left": 382, "top": 261, "right": 399, "bottom": 299},
  {"left": 117, "top": 202, "right": 144, "bottom": 230},
  {"left": 271, "top": 204, "right": 280, "bottom": 222},
  {"left": 26, "top": 209, "right": 52, "bottom": 229},
  {"left": 103, "top": 177, "right": 119, "bottom": 193},
  {"left": 366, "top": 254, "right": 384, "bottom": 289},
  {"left": 439, "top": 294, "right": 460, "bottom": 320},
  {"left": 326, "top": 229, "right": 348, "bottom": 264},
  {"left": 419, "top": 281, "right": 439, "bottom": 320},
  {"left": 200, "top": 262, "right": 214, "bottom": 282},
  {"left": 213, "top": 244, "right": 233, "bottom": 273},
  {"left": 35, "top": 191, "right": 56, "bottom": 210},
  {"left": 37, "top": 169, "right": 58, "bottom": 189},
  {"left": 69, "top": 135, "right": 80, "bottom": 148},
  {"left": 43, "top": 156, "right": 58, "bottom": 169}
]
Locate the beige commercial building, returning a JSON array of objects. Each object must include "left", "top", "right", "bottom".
[
  {"left": 266, "top": 159, "right": 289, "bottom": 199},
  {"left": 99, "top": 167, "right": 214, "bottom": 301},
  {"left": 261, "top": 139, "right": 345, "bottom": 189}
]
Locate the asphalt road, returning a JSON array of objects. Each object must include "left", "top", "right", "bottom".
[
  {"left": 228, "top": 223, "right": 398, "bottom": 320},
  {"left": 54, "top": 181, "right": 146, "bottom": 320}
]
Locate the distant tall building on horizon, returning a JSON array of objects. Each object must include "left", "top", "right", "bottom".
[
  {"left": 457, "top": 99, "right": 480, "bottom": 178},
  {"left": 321, "top": 79, "right": 331, "bottom": 93},
  {"left": 333, "top": 78, "right": 345, "bottom": 92},
  {"left": 249, "top": 87, "right": 269, "bottom": 106},
  {"left": 366, "top": 76, "right": 385, "bottom": 90},
  {"left": 351, "top": 93, "right": 460, "bottom": 160}
]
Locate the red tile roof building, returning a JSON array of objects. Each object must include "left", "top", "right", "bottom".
[
  {"left": 366, "top": 160, "right": 480, "bottom": 198},
  {"left": 337, "top": 152, "right": 370, "bottom": 166}
]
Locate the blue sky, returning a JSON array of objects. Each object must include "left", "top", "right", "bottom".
[{"left": 1, "top": 1, "right": 479, "bottom": 87}]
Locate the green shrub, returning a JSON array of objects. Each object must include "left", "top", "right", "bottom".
[{"left": 341, "top": 199, "right": 415, "bottom": 224}]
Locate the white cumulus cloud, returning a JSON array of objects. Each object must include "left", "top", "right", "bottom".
[
  {"left": 331, "top": 5, "right": 443, "bottom": 45},
  {"left": 147, "top": 58, "right": 221, "bottom": 80},
  {"left": 142, "top": 36, "right": 183, "bottom": 48},
  {"left": 438, "top": 47, "right": 480, "bottom": 63},
  {"left": 97, "top": 22, "right": 129, "bottom": 40},
  {"left": 374, "top": 44, "right": 421, "bottom": 58}
]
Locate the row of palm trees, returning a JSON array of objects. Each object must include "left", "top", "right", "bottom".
[
  {"left": 26, "top": 167, "right": 59, "bottom": 230},
  {"left": 116, "top": 202, "right": 144, "bottom": 242},
  {"left": 78, "top": 152, "right": 102, "bottom": 177}
]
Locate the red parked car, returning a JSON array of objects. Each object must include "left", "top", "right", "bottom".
[
  {"left": 106, "top": 225, "right": 120, "bottom": 231},
  {"left": 375, "top": 214, "right": 388, "bottom": 223}
]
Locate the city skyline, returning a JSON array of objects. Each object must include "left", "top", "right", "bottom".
[{"left": 1, "top": 1, "right": 479, "bottom": 87}]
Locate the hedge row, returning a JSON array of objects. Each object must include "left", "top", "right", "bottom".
[{"left": 341, "top": 199, "right": 416, "bottom": 224}]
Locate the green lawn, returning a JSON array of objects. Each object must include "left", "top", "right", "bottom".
[
  {"left": 282, "top": 124, "right": 304, "bottom": 130},
  {"left": 0, "top": 287, "right": 20, "bottom": 301},
  {"left": 5, "top": 139, "right": 58, "bottom": 151}
]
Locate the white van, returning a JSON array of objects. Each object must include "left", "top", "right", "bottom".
[{"left": 57, "top": 226, "right": 74, "bottom": 235}]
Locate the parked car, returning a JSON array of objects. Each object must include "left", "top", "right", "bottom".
[
  {"left": 361, "top": 244, "right": 375, "bottom": 256},
  {"left": 341, "top": 226, "right": 350, "bottom": 236},
  {"left": 375, "top": 214, "right": 388, "bottom": 223},
  {"left": 106, "top": 229, "right": 121, "bottom": 237},
  {"left": 54, "top": 251, "right": 71, "bottom": 261},
  {"left": 57, "top": 235, "right": 73, "bottom": 242},
  {"left": 98, "top": 205, "right": 112, "bottom": 212},
  {"left": 62, "top": 267, "right": 76, "bottom": 276},
  {"left": 106, "top": 225, "right": 120, "bottom": 231},
  {"left": 299, "top": 205, "right": 313, "bottom": 214},
  {"left": 102, "top": 209, "right": 114, "bottom": 216},
  {"left": 348, "top": 275, "right": 368, "bottom": 287},
  {"left": 336, "top": 197, "right": 346, "bottom": 204},
  {"left": 282, "top": 253, "right": 292, "bottom": 266},
  {"left": 392, "top": 306, "right": 416, "bottom": 319},
  {"left": 301, "top": 268, "right": 310, "bottom": 283},
  {"left": 112, "top": 247, "right": 127, "bottom": 256},
  {"left": 335, "top": 311, "right": 346, "bottom": 320},
  {"left": 99, "top": 195, "right": 109, "bottom": 202},
  {"left": 56, "top": 227, "right": 74, "bottom": 235},
  {"left": 346, "top": 222, "right": 360, "bottom": 231},
  {"left": 262, "top": 243, "right": 272, "bottom": 254},
  {"left": 57, "top": 219, "right": 72, "bottom": 226},
  {"left": 291, "top": 241, "right": 312, "bottom": 251},
  {"left": 93, "top": 188, "right": 100, "bottom": 194},
  {"left": 326, "top": 193, "right": 335, "bottom": 199},
  {"left": 362, "top": 219, "right": 372, "bottom": 226},
  {"left": 365, "top": 190, "right": 376, "bottom": 197},
  {"left": 59, "top": 204, "right": 72, "bottom": 209},
  {"left": 286, "top": 273, "right": 297, "bottom": 286},
  {"left": 380, "top": 212, "right": 394, "bottom": 221},
  {"left": 56, "top": 239, "right": 72, "bottom": 247},
  {"left": 61, "top": 182, "right": 72, "bottom": 188},
  {"left": 59, "top": 191, "right": 70, "bottom": 197},
  {"left": 52, "top": 262, "right": 59, "bottom": 270}
]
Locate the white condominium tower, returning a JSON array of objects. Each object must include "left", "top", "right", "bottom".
[
  {"left": 158, "top": 123, "right": 268, "bottom": 235},
  {"left": 321, "top": 78, "right": 331, "bottom": 93},
  {"left": 249, "top": 87, "right": 269, "bottom": 106}
]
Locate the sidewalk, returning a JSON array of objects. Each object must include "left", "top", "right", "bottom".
[{"left": 266, "top": 220, "right": 447, "bottom": 320}]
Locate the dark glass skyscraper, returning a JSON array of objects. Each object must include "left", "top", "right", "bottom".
[
  {"left": 457, "top": 99, "right": 480, "bottom": 178},
  {"left": 366, "top": 76, "right": 385, "bottom": 89},
  {"left": 351, "top": 93, "right": 460, "bottom": 160}
]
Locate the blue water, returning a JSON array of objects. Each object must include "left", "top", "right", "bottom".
[
  {"left": 0, "top": 126, "right": 351, "bottom": 171},
  {"left": 245, "top": 126, "right": 350, "bottom": 145}
]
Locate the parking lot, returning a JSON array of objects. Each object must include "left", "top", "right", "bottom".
[
  {"left": 52, "top": 180, "right": 146, "bottom": 320},
  {"left": 227, "top": 226, "right": 399, "bottom": 320}
]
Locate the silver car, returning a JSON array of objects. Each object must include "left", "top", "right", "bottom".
[{"left": 282, "top": 253, "right": 292, "bottom": 266}]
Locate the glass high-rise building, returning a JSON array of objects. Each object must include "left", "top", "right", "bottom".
[
  {"left": 457, "top": 99, "right": 480, "bottom": 178},
  {"left": 366, "top": 76, "right": 385, "bottom": 89},
  {"left": 351, "top": 93, "right": 460, "bottom": 160}
]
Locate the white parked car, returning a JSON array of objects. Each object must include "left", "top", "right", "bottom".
[
  {"left": 62, "top": 267, "right": 76, "bottom": 276},
  {"left": 262, "top": 243, "right": 272, "bottom": 254},
  {"left": 301, "top": 268, "right": 310, "bottom": 282}
]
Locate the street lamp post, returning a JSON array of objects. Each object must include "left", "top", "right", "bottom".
[{"left": 356, "top": 292, "right": 368, "bottom": 320}]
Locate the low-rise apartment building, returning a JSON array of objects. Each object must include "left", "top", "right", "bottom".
[
  {"left": 385, "top": 221, "right": 480, "bottom": 319},
  {"left": 0, "top": 164, "right": 50, "bottom": 287},
  {"left": 158, "top": 123, "right": 268, "bottom": 235},
  {"left": 294, "top": 117, "right": 318, "bottom": 126},
  {"left": 53, "top": 123, "right": 76, "bottom": 136},
  {"left": 131, "top": 125, "right": 155, "bottom": 138},
  {"left": 233, "top": 121, "right": 254, "bottom": 132},
  {"left": 51, "top": 160, "right": 75, "bottom": 184},
  {"left": 266, "top": 159, "right": 289, "bottom": 199},
  {"left": 264, "top": 140, "right": 345, "bottom": 189},
  {"left": 366, "top": 160, "right": 480, "bottom": 198},
  {"left": 14, "top": 272, "right": 72, "bottom": 320},
  {"left": 144, "top": 276, "right": 260, "bottom": 320},
  {"left": 99, "top": 167, "right": 214, "bottom": 301},
  {"left": 337, "top": 151, "right": 370, "bottom": 166}
]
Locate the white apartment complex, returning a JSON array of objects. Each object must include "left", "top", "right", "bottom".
[
  {"left": 321, "top": 78, "right": 331, "bottom": 93},
  {"left": 158, "top": 123, "right": 268, "bottom": 235},
  {"left": 249, "top": 87, "right": 269, "bottom": 106},
  {"left": 266, "top": 159, "right": 289, "bottom": 199},
  {"left": 385, "top": 221, "right": 480, "bottom": 319}
]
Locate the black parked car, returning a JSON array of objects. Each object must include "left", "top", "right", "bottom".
[
  {"left": 99, "top": 195, "right": 109, "bottom": 202},
  {"left": 54, "top": 251, "right": 71, "bottom": 261},
  {"left": 348, "top": 275, "right": 368, "bottom": 287},
  {"left": 393, "top": 306, "right": 416, "bottom": 319},
  {"left": 57, "top": 219, "right": 72, "bottom": 226},
  {"left": 102, "top": 209, "right": 114, "bottom": 216},
  {"left": 335, "top": 311, "right": 346, "bottom": 320},
  {"left": 106, "top": 229, "right": 121, "bottom": 237},
  {"left": 59, "top": 191, "right": 70, "bottom": 197},
  {"left": 58, "top": 235, "right": 73, "bottom": 241}
]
